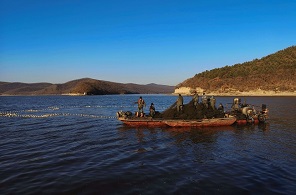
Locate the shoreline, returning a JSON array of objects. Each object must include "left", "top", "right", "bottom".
[
  {"left": 202, "top": 92, "right": 296, "bottom": 97},
  {"left": 1, "top": 92, "right": 296, "bottom": 97},
  {"left": 173, "top": 87, "right": 296, "bottom": 96},
  {"left": 173, "top": 93, "right": 296, "bottom": 96}
]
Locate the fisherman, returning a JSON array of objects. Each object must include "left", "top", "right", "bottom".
[
  {"left": 231, "top": 98, "right": 241, "bottom": 112},
  {"left": 241, "top": 99, "right": 248, "bottom": 108},
  {"left": 193, "top": 92, "right": 199, "bottom": 108},
  {"left": 176, "top": 94, "right": 183, "bottom": 112},
  {"left": 202, "top": 92, "right": 208, "bottom": 108},
  {"left": 210, "top": 96, "right": 216, "bottom": 110},
  {"left": 136, "top": 96, "right": 146, "bottom": 117},
  {"left": 218, "top": 103, "right": 224, "bottom": 113},
  {"left": 149, "top": 103, "right": 155, "bottom": 117}
]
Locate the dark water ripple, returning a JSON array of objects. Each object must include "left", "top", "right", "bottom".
[{"left": 0, "top": 95, "right": 296, "bottom": 194}]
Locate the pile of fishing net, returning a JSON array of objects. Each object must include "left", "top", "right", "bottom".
[{"left": 156, "top": 99, "right": 225, "bottom": 119}]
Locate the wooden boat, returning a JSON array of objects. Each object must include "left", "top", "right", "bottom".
[
  {"left": 226, "top": 98, "right": 269, "bottom": 125},
  {"left": 116, "top": 111, "right": 235, "bottom": 127},
  {"left": 236, "top": 118, "right": 259, "bottom": 125},
  {"left": 228, "top": 111, "right": 267, "bottom": 125},
  {"left": 163, "top": 117, "right": 236, "bottom": 127},
  {"left": 116, "top": 111, "right": 166, "bottom": 127},
  {"left": 117, "top": 116, "right": 166, "bottom": 127},
  {"left": 117, "top": 96, "right": 268, "bottom": 127}
]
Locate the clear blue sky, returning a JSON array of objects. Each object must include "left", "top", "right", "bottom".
[{"left": 1, "top": 0, "right": 295, "bottom": 85}]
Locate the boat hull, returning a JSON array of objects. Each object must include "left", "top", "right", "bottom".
[
  {"left": 236, "top": 119, "right": 259, "bottom": 125},
  {"left": 118, "top": 117, "right": 166, "bottom": 127},
  {"left": 164, "top": 117, "right": 236, "bottom": 127}
]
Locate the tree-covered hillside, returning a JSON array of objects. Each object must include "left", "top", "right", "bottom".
[{"left": 177, "top": 46, "right": 296, "bottom": 92}]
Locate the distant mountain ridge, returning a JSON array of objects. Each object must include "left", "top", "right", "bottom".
[
  {"left": 0, "top": 78, "right": 175, "bottom": 95},
  {"left": 176, "top": 46, "right": 296, "bottom": 95},
  {"left": 2, "top": 46, "right": 295, "bottom": 96}
]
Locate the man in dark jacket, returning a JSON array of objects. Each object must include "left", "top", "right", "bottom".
[{"left": 177, "top": 94, "right": 183, "bottom": 112}]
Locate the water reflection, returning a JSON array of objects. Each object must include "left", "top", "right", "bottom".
[
  {"left": 164, "top": 126, "right": 234, "bottom": 144},
  {"left": 1, "top": 96, "right": 296, "bottom": 194},
  {"left": 234, "top": 122, "right": 270, "bottom": 132},
  {"left": 258, "top": 122, "right": 270, "bottom": 131},
  {"left": 117, "top": 125, "right": 238, "bottom": 145},
  {"left": 117, "top": 122, "right": 272, "bottom": 151},
  {"left": 117, "top": 126, "right": 163, "bottom": 153}
]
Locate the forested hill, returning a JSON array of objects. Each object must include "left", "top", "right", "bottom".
[
  {"left": 176, "top": 46, "right": 296, "bottom": 94},
  {"left": 0, "top": 78, "right": 174, "bottom": 95}
]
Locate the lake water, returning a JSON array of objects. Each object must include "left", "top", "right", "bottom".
[{"left": 0, "top": 95, "right": 295, "bottom": 194}]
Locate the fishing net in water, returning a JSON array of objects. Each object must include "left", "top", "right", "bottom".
[{"left": 157, "top": 99, "right": 225, "bottom": 119}]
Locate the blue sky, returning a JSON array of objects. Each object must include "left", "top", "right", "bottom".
[{"left": 0, "top": 0, "right": 295, "bottom": 85}]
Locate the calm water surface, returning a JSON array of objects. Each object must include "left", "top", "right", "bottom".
[{"left": 0, "top": 95, "right": 295, "bottom": 194}]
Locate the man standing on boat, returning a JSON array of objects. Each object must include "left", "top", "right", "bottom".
[
  {"left": 136, "top": 96, "right": 146, "bottom": 117},
  {"left": 202, "top": 92, "right": 208, "bottom": 108},
  {"left": 193, "top": 92, "right": 199, "bottom": 108},
  {"left": 177, "top": 94, "right": 183, "bottom": 112},
  {"left": 210, "top": 96, "right": 216, "bottom": 110}
]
